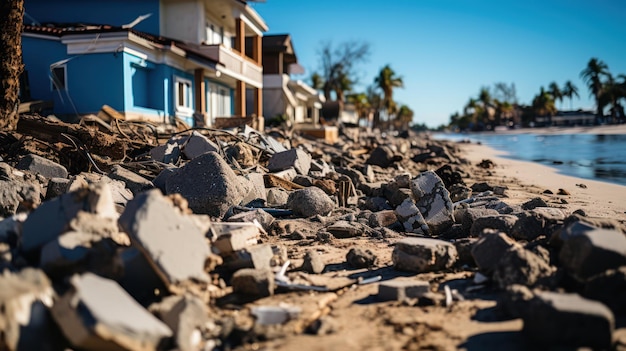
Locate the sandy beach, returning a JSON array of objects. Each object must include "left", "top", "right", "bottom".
[{"left": 459, "top": 141, "right": 626, "bottom": 222}]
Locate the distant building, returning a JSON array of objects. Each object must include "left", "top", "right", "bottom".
[
  {"left": 260, "top": 34, "right": 324, "bottom": 126},
  {"left": 535, "top": 110, "right": 595, "bottom": 126},
  {"left": 21, "top": 0, "right": 267, "bottom": 127}
]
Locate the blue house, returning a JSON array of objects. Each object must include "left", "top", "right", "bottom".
[{"left": 22, "top": 0, "right": 268, "bottom": 127}]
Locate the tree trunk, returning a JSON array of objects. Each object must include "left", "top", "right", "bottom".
[{"left": 0, "top": 0, "right": 24, "bottom": 131}]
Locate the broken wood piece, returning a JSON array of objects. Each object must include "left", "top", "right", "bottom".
[{"left": 264, "top": 173, "right": 305, "bottom": 191}]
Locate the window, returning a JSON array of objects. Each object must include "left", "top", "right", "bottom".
[
  {"left": 174, "top": 77, "right": 193, "bottom": 116},
  {"left": 50, "top": 65, "right": 67, "bottom": 91},
  {"left": 205, "top": 20, "right": 224, "bottom": 45},
  {"left": 207, "top": 83, "right": 231, "bottom": 118}
]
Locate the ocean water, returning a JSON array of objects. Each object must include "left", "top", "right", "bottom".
[{"left": 432, "top": 132, "right": 626, "bottom": 186}]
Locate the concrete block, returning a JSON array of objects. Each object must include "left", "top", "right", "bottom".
[
  {"left": 410, "top": 171, "right": 455, "bottom": 235},
  {"left": 395, "top": 199, "right": 429, "bottom": 234},
  {"left": 493, "top": 246, "right": 555, "bottom": 288},
  {"left": 52, "top": 273, "right": 172, "bottom": 350},
  {"left": 454, "top": 208, "right": 499, "bottom": 233},
  {"left": 392, "top": 237, "right": 458, "bottom": 272},
  {"left": 149, "top": 295, "right": 209, "bottom": 351},
  {"left": 267, "top": 148, "right": 312, "bottom": 175},
  {"left": 221, "top": 243, "right": 274, "bottom": 272},
  {"left": 523, "top": 291, "right": 613, "bottom": 349},
  {"left": 226, "top": 208, "right": 274, "bottom": 232},
  {"left": 119, "top": 189, "right": 210, "bottom": 286},
  {"left": 470, "top": 214, "right": 518, "bottom": 237},
  {"left": 211, "top": 222, "right": 261, "bottom": 255},
  {"left": 165, "top": 151, "right": 245, "bottom": 218},
  {"left": 471, "top": 231, "right": 518, "bottom": 273},
  {"left": 16, "top": 154, "right": 68, "bottom": 179},
  {"left": 231, "top": 268, "right": 275, "bottom": 298},
  {"left": 378, "top": 280, "right": 430, "bottom": 301}
]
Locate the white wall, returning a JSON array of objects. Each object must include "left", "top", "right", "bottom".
[{"left": 162, "top": 0, "right": 205, "bottom": 43}]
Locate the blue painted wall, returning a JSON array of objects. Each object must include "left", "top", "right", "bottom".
[
  {"left": 22, "top": 36, "right": 67, "bottom": 104},
  {"left": 25, "top": 0, "right": 160, "bottom": 35}
]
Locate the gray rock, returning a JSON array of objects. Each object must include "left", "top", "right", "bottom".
[
  {"left": 51, "top": 273, "right": 172, "bottom": 350},
  {"left": 119, "top": 189, "right": 210, "bottom": 286},
  {"left": 16, "top": 154, "right": 68, "bottom": 179},
  {"left": 559, "top": 222, "right": 626, "bottom": 281},
  {"left": 211, "top": 222, "right": 261, "bottom": 255},
  {"left": 46, "top": 177, "right": 70, "bottom": 199},
  {"left": 410, "top": 171, "right": 455, "bottom": 235},
  {"left": 455, "top": 208, "right": 499, "bottom": 233},
  {"left": 378, "top": 280, "right": 430, "bottom": 301},
  {"left": 301, "top": 250, "right": 325, "bottom": 274},
  {"left": 392, "top": 237, "right": 458, "bottom": 272},
  {"left": 0, "top": 268, "right": 60, "bottom": 351},
  {"left": 182, "top": 131, "right": 219, "bottom": 160},
  {"left": 511, "top": 208, "right": 565, "bottom": 241},
  {"left": 287, "top": 187, "right": 335, "bottom": 217},
  {"left": 386, "top": 188, "right": 413, "bottom": 208},
  {"left": 327, "top": 220, "right": 362, "bottom": 239},
  {"left": 493, "top": 246, "right": 555, "bottom": 288},
  {"left": 368, "top": 210, "right": 398, "bottom": 228},
  {"left": 165, "top": 151, "right": 246, "bottom": 218},
  {"left": 231, "top": 268, "right": 275, "bottom": 298},
  {"left": 221, "top": 244, "right": 274, "bottom": 271},
  {"left": 471, "top": 231, "right": 518, "bottom": 273},
  {"left": 267, "top": 148, "right": 312, "bottom": 175},
  {"left": 521, "top": 197, "right": 548, "bottom": 210},
  {"left": 152, "top": 167, "right": 179, "bottom": 193},
  {"left": 0, "top": 176, "right": 41, "bottom": 217},
  {"left": 150, "top": 140, "right": 181, "bottom": 164},
  {"left": 108, "top": 165, "right": 154, "bottom": 195},
  {"left": 346, "top": 247, "right": 377, "bottom": 268},
  {"left": 523, "top": 291, "right": 613, "bottom": 349},
  {"left": 366, "top": 146, "right": 399, "bottom": 168},
  {"left": 452, "top": 237, "right": 478, "bottom": 266}
]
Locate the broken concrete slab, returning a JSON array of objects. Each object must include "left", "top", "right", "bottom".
[
  {"left": 221, "top": 243, "right": 274, "bottom": 272},
  {"left": 454, "top": 208, "right": 500, "bottom": 233},
  {"left": 0, "top": 175, "right": 41, "bottom": 217},
  {"left": 559, "top": 222, "right": 626, "bottom": 282},
  {"left": 287, "top": 187, "right": 335, "bottom": 217},
  {"left": 523, "top": 291, "right": 614, "bottom": 349},
  {"left": 16, "top": 154, "right": 68, "bottom": 179},
  {"left": 366, "top": 146, "right": 400, "bottom": 168},
  {"left": 511, "top": 208, "right": 565, "bottom": 241},
  {"left": 493, "top": 246, "right": 555, "bottom": 288},
  {"left": 119, "top": 189, "right": 210, "bottom": 286},
  {"left": 392, "top": 237, "right": 458, "bottom": 273},
  {"left": 378, "top": 279, "right": 430, "bottom": 301},
  {"left": 211, "top": 222, "right": 261, "bottom": 255},
  {"left": 469, "top": 214, "right": 518, "bottom": 238},
  {"left": 165, "top": 151, "right": 245, "bottom": 218},
  {"left": 410, "top": 171, "right": 455, "bottom": 235},
  {"left": 108, "top": 165, "right": 154, "bottom": 196},
  {"left": 118, "top": 247, "right": 168, "bottom": 306},
  {"left": 395, "top": 198, "right": 429, "bottom": 234},
  {"left": 52, "top": 273, "right": 173, "bottom": 350},
  {"left": 226, "top": 208, "right": 274, "bottom": 233},
  {"left": 149, "top": 294, "right": 209, "bottom": 351}
]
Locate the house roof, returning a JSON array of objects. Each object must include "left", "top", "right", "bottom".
[{"left": 23, "top": 23, "right": 220, "bottom": 67}]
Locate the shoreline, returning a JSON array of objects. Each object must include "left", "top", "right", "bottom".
[
  {"left": 437, "top": 123, "right": 626, "bottom": 136},
  {"left": 458, "top": 141, "right": 626, "bottom": 221}
]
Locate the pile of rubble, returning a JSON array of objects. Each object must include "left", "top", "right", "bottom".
[{"left": 0, "top": 115, "right": 625, "bottom": 350}]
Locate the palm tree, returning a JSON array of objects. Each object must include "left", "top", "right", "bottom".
[
  {"left": 532, "top": 87, "right": 557, "bottom": 124},
  {"left": 374, "top": 65, "right": 403, "bottom": 126},
  {"left": 580, "top": 58, "right": 610, "bottom": 122},
  {"left": 548, "top": 81, "right": 563, "bottom": 110},
  {"left": 347, "top": 92, "right": 371, "bottom": 126},
  {"left": 395, "top": 104, "right": 414, "bottom": 130},
  {"left": 600, "top": 74, "right": 626, "bottom": 123},
  {"left": 562, "top": 80, "right": 579, "bottom": 111},
  {"left": 366, "top": 85, "right": 383, "bottom": 128},
  {"left": 310, "top": 72, "right": 324, "bottom": 91},
  {"left": 0, "top": 0, "right": 24, "bottom": 130},
  {"left": 477, "top": 87, "right": 493, "bottom": 128}
]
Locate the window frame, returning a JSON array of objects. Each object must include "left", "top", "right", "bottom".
[
  {"left": 50, "top": 64, "right": 67, "bottom": 91},
  {"left": 174, "top": 76, "right": 194, "bottom": 117}
]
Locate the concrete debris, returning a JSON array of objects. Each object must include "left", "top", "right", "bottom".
[
  {"left": 4, "top": 114, "right": 626, "bottom": 349},
  {"left": 119, "top": 189, "right": 210, "bottom": 286},
  {"left": 52, "top": 273, "right": 172, "bottom": 350}
]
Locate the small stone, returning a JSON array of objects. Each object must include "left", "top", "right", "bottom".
[
  {"left": 557, "top": 188, "right": 570, "bottom": 195},
  {"left": 469, "top": 214, "right": 518, "bottom": 237},
  {"left": 231, "top": 268, "right": 275, "bottom": 298},
  {"left": 455, "top": 208, "right": 499, "bottom": 233},
  {"left": 392, "top": 237, "right": 458, "bottom": 273},
  {"left": 368, "top": 210, "right": 398, "bottom": 228},
  {"left": 266, "top": 187, "right": 289, "bottom": 206},
  {"left": 327, "top": 221, "right": 362, "bottom": 239},
  {"left": 301, "top": 250, "right": 325, "bottom": 274},
  {"left": 522, "top": 197, "right": 548, "bottom": 210},
  {"left": 346, "top": 247, "right": 377, "bottom": 268},
  {"left": 378, "top": 279, "right": 430, "bottom": 301},
  {"left": 470, "top": 182, "right": 493, "bottom": 192}
]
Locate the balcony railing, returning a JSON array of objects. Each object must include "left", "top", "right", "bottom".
[{"left": 204, "top": 45, "right": 262, "bottom": 87}]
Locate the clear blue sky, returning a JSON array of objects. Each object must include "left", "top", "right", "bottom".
[{"left": 251, "top": 0, "right": 626, "bottom": 128}]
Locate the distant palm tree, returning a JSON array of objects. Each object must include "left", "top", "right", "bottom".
[
  {"left": 477, "top": 87, "right": 493, "bottom": 127},
  {"left": 395, "top": 104, "right": 414, "bottom": 130},
  {"left": 599, "top": 74, "right": 626, "bottom": 123},
  {"left": 0, "top": 0, "right": 24, "bottom": 130},
  {"left": 366, "top": 85, "right": 383, "bottom": 128},
  {"left": 532, "top": 87, "right": 557, "bottom": 124},
  {"left": 548, "top": 81, "right": 563, "bottom": 110},
  {"left": 310, "top": 72, "right": 324, "bottom": 90},
  {"left": 374, "top": 65, "right": 403, "bottom": 125},
  {"left": 580, "top": 58, "right": 610, "bottom": 121},
  {"left": 562, "top": 80, "right": 579, "bottom": 111}
]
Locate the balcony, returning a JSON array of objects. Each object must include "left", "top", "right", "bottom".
[{"left": 204, "top": 45, "right": 262, "bottom": 88}]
